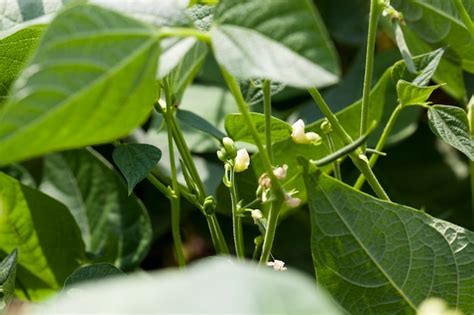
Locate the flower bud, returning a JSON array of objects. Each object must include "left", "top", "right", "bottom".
[
  {"left": 273, "top": 164, "right": 288, "bottom": 180},
  {"left": 221, "top": 137, "right": 236, "bottom": 159},
  {"left": 234, "top": 148, "right": 250, "bottom": 172},
  {"left": 305, "top": 132, "right": 322, "bottom": 145},
  {"left": 285, "top": 196, "right": 301, "bottom": 208},
  {"left": 250, "top": 209, "right": 263, "bottom": 223},
  {"left": 320, "top": 120, "right": 332, "bottom": 134}
]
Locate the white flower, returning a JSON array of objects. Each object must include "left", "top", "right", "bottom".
[
  {"left": 285, "top": 190, "right": 301, "bottom": 208},
  {"left": 234, "top": 148, "right": 250, "bottom": 172},
  {"left": 250, "top": 209, "right": 263, "bottom": 223},
  {"left": 417, "top": 298, "right": 460, "bottom": 315},
  {"left": 273, "top": 164, "right": 288, "bottom": 180},
  {"left": 266, "top": 259, "right": 287, "bottom": 271},
  {"left": 291, "top": 119, "right": 321, "bottom": 145}
]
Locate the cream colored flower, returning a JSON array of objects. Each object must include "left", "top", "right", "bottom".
[
  {"left": 234, "top": 148, "right": 250, "bottom": 172},
  {"left": 266, "top": 259, "right": 287, "bottom": 271},
  {"left": 291, "top": 119, "right": 321, "bottom": 144},
  {"left": 273, "top": 164, "right": 288, "bottom": 180}
]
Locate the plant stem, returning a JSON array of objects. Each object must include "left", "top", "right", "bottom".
[
  {"left": 163, "top": 81, "right": 186, "bottom": 268},
  {"left": 325, "top": 133, "right": 342, "bottom": 180},
  {"left": 229, "top": 168, "right": 245, "bottom": 258},
  {"left": 454, "top": 0, "right": 474, "bottom": 39},
  {"left": 263, "top": 80, "right": 274, "bottom": 163},
  {"left": 467, "top": 97, "right": 474, "bottom": 225},
  {"left": 308, "top": 87, "right": 390, "bottom": 200},
  {"left": 159, "top": 27, "right": 211, "bottom": 43},
  {"left": 219, "top": 67, "right": 285, "bottom": 264},
  {"left": 360, "top": 0, "right": 381, "bottom": 151},
  {"left": 354, "top": 104, "right": 403, "bottom": 189}
]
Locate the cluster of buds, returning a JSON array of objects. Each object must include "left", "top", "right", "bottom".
[
  {"left": 291, "top": 119, "right": 322, "bottom": 145},
  {"left": 256, "top": 165, "right": 301, "bottom": 209},
  {"left": 217, "top": 137, "right": 250, "bottom": 173},
  {"left": 380, "top": 0, "right": 404, "bottom": 22}
]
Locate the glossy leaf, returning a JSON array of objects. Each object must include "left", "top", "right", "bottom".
[
  {"left": 113, "top": 143, "right": 162, "bottom": 195},
  {"left": 0, "top": 172, "right": 85, "bottom": 301},
  {"left": 176, "top": 109, "right": 226, "bottom": 140},
  {"left": 0, "top": 4, "right": 160, "bottom": 165},
  {"left": 391, "top": 48, "right": 444, "bottom": 86},
  {"left": 0, "top": 26, "right": 42, "bottom": 104},
  {"left": 40, "top": 149, "right": 152, "bottom": 270},
  {"left": 212, "top": 0, "right": 340, "bottom": 89},
  {"left": 64, "top": 263, "right": 125, "bottom": 289},
  {"left": 396, "top": 80, "right": 440, "bottom": 106},
  {"left": 0, "top": 249, "right": 18, "bottom": 309},
  {"left": 34, "top": 258, "right": 341, "bottom": 314},
  {"left": 225, "top": 113, "right": 292, "bottom": 144},
  {"left": 301, "top": 167, "right": 474, "bottom": 314},
  {"left": 428, "top": 105, "right": 474, "bottom": 160}
]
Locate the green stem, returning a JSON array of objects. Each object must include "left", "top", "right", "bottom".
[
  {"left": 360, "top": 0, "right": 381, "bottom": 151},
  {"left": 354, "top": 104, "right": 403, "bottom": 189},
  {"left": 263, "top": 80, "right": 274, "bottom": 163},
  {"left": 159, "top": 27, "right": 211, "bottom": 43},
  {"left": 219, "top": 67, "right": 285, "bottom": 264},
  {"left": 163, "top": 82, "right": 186, "bottom": 268},
  {"left": 454, "top": 0, "right": 474, "bottom": 38},
  {"left": 308, "top": 87, "right": 390, "bottom": 200},
  {"left": 229, "top": 168, "right": 245, "bottom": 258},
  {"left": 325, "top": 133, "right": 342, "bottom": 180}
]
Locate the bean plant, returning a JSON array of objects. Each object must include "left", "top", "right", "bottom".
[{"left": 0, "top": 0, "right": 473, "bottom": 314}]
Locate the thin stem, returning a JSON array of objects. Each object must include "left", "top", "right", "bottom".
[
  {"left": 163, "top": 81, "right": 186, "bottom": 268},
  {"left": 308, "top": 87, "right": 390, "bottom": 200},
  {"left": 454, "top": 0, "right": 474, "bottom": 38},
  {"left": 219, "top": 67, "right": 285, "bottom": 264},
  {"left": 467, "top": 97, "right": 474, "bottom": 225},
  {"left": 263, "top": 80, "right": 274, "bottom": 163},
  {"left": 146, "top": 174, "right": 173, "bottom": 199},
  {"left": 325, "top": 133, "right": 342, "bottom": 180},
  {"left": 229, "top": 168, "right": 245, "bottom": 258},
  {"left": 159, "top": 27, "right": 211, "bottom": 43},
  {"left": 252, "top": 237, "right": 263, "bottom": 261},
  {"left": 360, "top": 0, "right": 382, "bottom": 151},
  {"left": 354, "top": 104, "right": 403, "bottom": 189}
]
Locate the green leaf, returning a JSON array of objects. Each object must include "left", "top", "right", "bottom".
[
  {"left": 239, "top": 79, "right": 285, "bottom": 106},
  {"left": 0, "top": 249, "right": 18, "bottom": 309},
  {"left": 392, "top": 0, "right": 474, "bottom": 73},
  {"left": 396, "top": 80, "right": 440, "bottom": 106},
  {"left": 113, "top": 144, "right": 162, "bottom": 195},
  {"left": 300, "top": 166, "right": 474, "bottom": 314},
  {"left": 0, "top": 172, "right": 85, "bottom": 301},
  {"left": 0, "top": 4, "right": 160, "bottom": 166},
  {"left": 211, "top": 0, "right": 340, "bottom": 89},
  {"left": 39, "top": 148, "right": 152, "bottom": 271},
  {"left": 176, "top": 109, "right": 226, "bottom": 140},
  {"left": 33, "top": 258, "right": 341, "bottom": 314},
  {"left": 391, "top": 48, "right": 444, "bottom": 86},
  {"left": 225, "top": 113, "right": 291, "bottom": 144},
  {"left": 0, "top": 26, "right": 43, "bottom": 105},
  {"left": 64, "top": 263, "right": 124, "bottom": 289},
  {"left": 428, "top": 105, "right": 474, "bottom": 160}
]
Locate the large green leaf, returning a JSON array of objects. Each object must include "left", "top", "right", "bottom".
[
  {"left": 0, "top": 4, "right": 160, "bottom": 166},
  {"left": 0, "top": 26, "right": 42, "bottom": 105},
  {"left": 39, "top": 148, "right": 152, "bottom": 271},
  {"left": 113, "top": 143, "right": 162, "bottom": 195},
  {"left": 33, "top": 258, "right": 341, "bottom": 314},
  {"left": 301, "top": 166, "right": 474, "bottom": 314},
  {"left": 392, "top": 0, "right": 474, "bottom": 73},
  {"left": 211, "top": 0, "right": 340, "bottom": 89},
  {"left": 428, "top": 105, "right": 474, "bottom": 160},
  {"left": 0, "top": 249, "right": 17, "bottom": 309},
  {"left": 0, "top": 172, "right": 85, "bottom": 301}
]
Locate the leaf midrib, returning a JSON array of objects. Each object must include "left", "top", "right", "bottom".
[
  {"left": 317, "top": 183, "right": 418, "bottom": 311},
  {"left": 413, "top": 0, "right": 465, "bottom": 29},
  {"left": 0, "top": 31, "right": 158, "bottom": 143}
]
